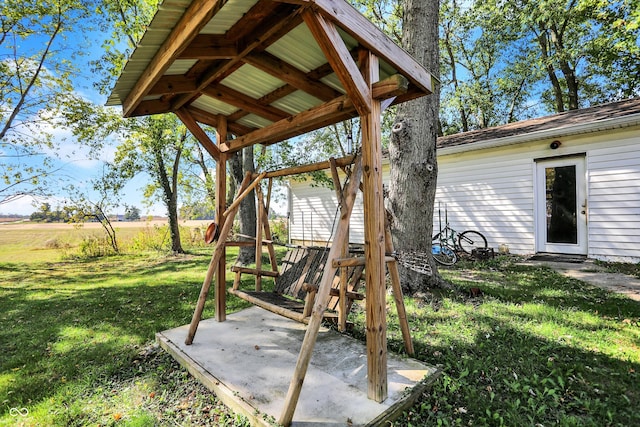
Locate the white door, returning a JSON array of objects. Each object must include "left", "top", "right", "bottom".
[{"left": 535, "top": 156, "right": 587, "bottom": 255}]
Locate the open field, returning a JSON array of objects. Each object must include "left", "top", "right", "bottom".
[
  {"left": 0, "top": 227, "right": 638, "bottom": 426},
  {"left": 0, "top": 220, "right": 212, "bottom": 263}
]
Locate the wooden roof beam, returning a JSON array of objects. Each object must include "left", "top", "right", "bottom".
[
  {"left": 221, "top": 74, "right": 408, "bottom": 151},
  {"left": 175, "top": 108, "right": 221, "bottom": 161},
  {"left": 148, "top": 75, "right": 197, "bottom": 96},
  {"left": 178, "top": 35, "right": 239, "bottom": 59},
  {"left": 303, "top": 10, "right": 371, "bottom": 115},
  {"left": 202, "top": 85, "right": 289, "bottom": 123},
  {"left": 122, "top": 0, "right": 229, "bottom": 117},
  {"left": 243, "top": 51, "right": 341, "bottom": 102},
  {"left": 185, "top": 106, "right": 255, "bottom": 136},
  {"left": 275, "top": 0, "right": 436, "bottom": 95},
  {"left": 171, "top": 5, "right": 302, "bottom": 112}
]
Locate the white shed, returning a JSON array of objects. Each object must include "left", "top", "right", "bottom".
[{"left": 288, "top": 98, "right": 640, "bottom": 263}]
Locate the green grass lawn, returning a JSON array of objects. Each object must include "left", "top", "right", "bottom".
[{"left": 0, "top": 237, "right": 638, "bottom": 426}]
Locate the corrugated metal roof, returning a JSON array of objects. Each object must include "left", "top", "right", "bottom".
[
  {"left": 107, "top": 0, "right": 435, "bottom": 147},
  {"left": 266, "top": 24, "right": 328, "bottom": 73},
  {"left": 220, "top": 64, "right": 285, "bottom": 99},
  {"left": 200, "top": 0, "right": 258, "bottom": 34}
]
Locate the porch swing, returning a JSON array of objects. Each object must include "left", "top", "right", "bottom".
[{"left": 186, "top": 152, "right": 418, "bottom": 340}]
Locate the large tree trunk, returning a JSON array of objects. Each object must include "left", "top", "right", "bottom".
[
  {"left": 228, "top": 147, "right": 256, "bottom": 264},
  {"left": 158, "top": 145, "right": 184, "bottom": 254},
  {"left": 388, "top": 0, "right": 446, "bottom": 294}
]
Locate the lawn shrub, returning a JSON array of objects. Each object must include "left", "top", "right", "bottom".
[
  {"left": 128, "top": 225, "right": 171, "bottom": 252},
  {"left": 76, "top": 235, "right": 116, "bottom": 258}
]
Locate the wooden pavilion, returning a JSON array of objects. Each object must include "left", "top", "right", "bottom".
[{"left": 108, "top": 0, "right": 436, "bottom": 424}]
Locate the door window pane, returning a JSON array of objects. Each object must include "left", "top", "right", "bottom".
[{"left": 545, "top": 165, "right": 577, "bottom": 244}]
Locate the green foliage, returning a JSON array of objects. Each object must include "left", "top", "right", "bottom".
[
  {"left": 128, "top": 224, "right": 171, "bottom": 252},
  {"left": 125, "top": 205, "right": 141, "bottom": 221},
  {"left": 75, "top": 234, "right": 117, "bottom": 258},
  {"left": 268, "top": 218, "right": 289, "bottom": 244},
  {"left": 0, "top": 0, "right": 97, "bottom": 203},
  {"left": 0, "top": 250, "right": 252, "bottom": 425},
  {"left": 364, "top": 261, "right": 640, "bottom": 427}
]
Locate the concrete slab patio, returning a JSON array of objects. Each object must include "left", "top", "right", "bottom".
[{"left": 157, "top": 306, "right": 440, "bottom": 426}]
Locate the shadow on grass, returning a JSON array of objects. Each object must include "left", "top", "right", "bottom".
[
  {"left": 359, "top": 263, "right": 640, "bottom": 426},
  {"left": 0, "top": 253, "right": 255, "bottom": 421}
]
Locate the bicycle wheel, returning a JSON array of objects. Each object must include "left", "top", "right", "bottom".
[
  {"left": 432, "top": 243, "right": 457, "bottom": 266},
  {"left": 458, "top": 230, "right": 487, "bottom": 254}
]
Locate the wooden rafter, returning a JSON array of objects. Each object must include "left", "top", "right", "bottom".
[
  {"left": 243, "top": 52, "right": 341, "bottom": 102},
  {"left": 202, "top": 85, "right": 289, "bottom": 123},
  {"left": 122, "top": 0, "right": 229, "bottom": 117},
  {"left": 175, "top": 108, "right": 221, "bottom": 161},
  {"left": 178, "top": 35, "right": 239, "bottom": 59},
  {"left": 303, "top": 10, "right": 371, "bottom": 115},
  {"left": 222, "top": 74, "right": 408, "bottom": 151}
]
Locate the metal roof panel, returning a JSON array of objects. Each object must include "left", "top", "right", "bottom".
[{"left": 191, "top": 95, "right": 239, "bottom": 116}]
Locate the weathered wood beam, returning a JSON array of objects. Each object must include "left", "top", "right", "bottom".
[
  {"left": 203, "top": 85, "right": 288, "bottom": 123},
  {"left": 279, "top": 154, "right": 363, "bottom": 427},
  {"left": 215, "top": 118, "right": 228, "bottom": 322},
  {"left": 148, "top": 75, "right": 197, "bottom": 96},
  {"left": 312, "top": 0, "right": 435, "bottom": 95},
  {"left": 360, "top": 50, "right": 387, "bottom": 403},
  {"left": 225, "top": 95, "right": 355, "bottom": 151},
  {"left": 122, "top": 0, "right": 228, "bottom": 117},
  {"left": 175, "top": 108, "right": 221, "bottom": 161},
  {"left": 251, "top": 153, "right": 356, "bottom": 179},
  {"left": 171, "top": 5, "right": 302, "bottom": 111},
  {"left": 221, "top": 74, "right": 408, "bottom": 151},
  {"left": 243, "top": 52, "right": 341, "bottom": 102},
  {"left": 303, "top": 10, "right": 371, "bottom": 115},
  {"left": 225, "top": 0, "right": 284, "bottom": 41},
  {"left": 185, "top": 171, "right": 252, "bottom": 345},
  {"left": 178, "top": 34, "right": 239, "bottom": 59},
  {"left": 130, "top": 99, "right": 172, "bottom": 117}
]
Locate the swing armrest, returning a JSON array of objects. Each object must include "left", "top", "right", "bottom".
[{"left": 231, "top": 266, "right": 279, "bottom": 278}]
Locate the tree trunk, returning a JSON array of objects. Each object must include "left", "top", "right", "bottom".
[
  {"left": 228, "top": 147, "right": 256, "bottom": 264},
  {"left": 388, "top": 0, "right": 446, "bottom": 294},
  {"left": 536, "top": 28, "right": 565, "bottom": 112},
  {"left": 155, "top": 141, "right": 184, "bottom": 254}
]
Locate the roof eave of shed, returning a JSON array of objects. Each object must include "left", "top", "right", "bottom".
[{"left": 438, "top": 113, "right": 640, "bottom": 156}]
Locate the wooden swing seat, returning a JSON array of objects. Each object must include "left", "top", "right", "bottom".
[{"left": 229, "top": 246, "right": 365, "bottom": 325}]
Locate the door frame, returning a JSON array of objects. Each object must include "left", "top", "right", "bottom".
[{"left": 534, "top": 154, "right": 588, "bottom": 255}]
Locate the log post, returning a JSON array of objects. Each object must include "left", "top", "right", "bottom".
[
  {"left": 215, "top": 119, "right": 228, "bottom": 322},
  {"left": 384, "top": 216, "right": 414, "bottom": 356},
  {"left": 255, "top": 184, "right": 264, "bottom": 291},
  {"left": 329, "top": 157, "right": 349, "bottom": 332},
  {"left": 186, "top": 172, "right": 252, "bottom": 345},
  {"left": 360, "top": 50, "right": 387, "bottom": 403}
]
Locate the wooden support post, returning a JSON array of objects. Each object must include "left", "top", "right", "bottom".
[
  {"left": 215, "top": 120, "right": 228, "bottom": 322},
  {"left": 279, "top": 155, "right": 363, "bottom": 427},
  {"left": 384, "top": 220, "right": 415, "bottom": 356},
  {"left": 255, "top": 184, "right": 264, "bottom": 291},
  {"left": 329, "top": 157, "right": 349, "bottom": 332},
  {"left": 264, "top": 179, "right": 279, "bottom": 273},
  {"left": 360, "top": 50, "right": 387, "bottom": 403},
  {"left": 185, "top": 172, "right": 252, "bottom": 345},
  {"left": 223, "top": 172, "right": 266, "bottom": 217}
]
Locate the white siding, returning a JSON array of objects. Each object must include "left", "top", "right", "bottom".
[
  {"left": 587, "top": 136, "right": 640, "bottom": 262},
  {"left": 289, "top": 126, "right": 640, "bottom": 262},
  {"left": 289, "top": 175, "right": 372, "bottom": 245},
  {"left": 435, "top": 150, "right": 535, "bottom": 255}
]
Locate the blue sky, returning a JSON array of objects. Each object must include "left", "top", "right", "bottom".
[{"left": 0, "top": 20, "right": 166, "bottom": 217}]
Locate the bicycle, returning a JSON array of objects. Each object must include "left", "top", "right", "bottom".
[{"left": 432, "top": 203, "right": 487, "bottom": 265}]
